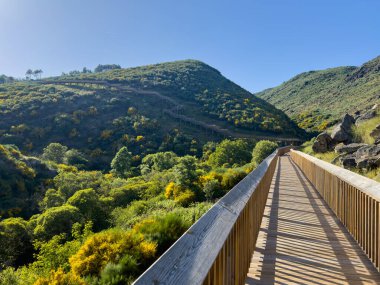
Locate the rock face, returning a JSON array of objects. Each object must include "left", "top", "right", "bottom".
[
  {"left": 356, "top": 109, "right": 376, "bottom": 124},
  {"left": 339, "top": 154, "right": 357, "bottom": 168},
  {"left": 335, "top": 143, "right": 368, "bottom": 154},
  {"left": 370, "top": 124, "right": 380, "bottom": 139},
  {"left": 312, "top": 132, "right": 333, "bottom": 153},
  {"left": 355, "top": 145, "right": 380, "bottom": 169},
  {"left": 330, "top": 114, "right": 355, "bottom": 143}
]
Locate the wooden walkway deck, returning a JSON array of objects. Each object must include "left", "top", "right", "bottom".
[{"left": 246, "top": 155, "right": 380, "bottom": 285}]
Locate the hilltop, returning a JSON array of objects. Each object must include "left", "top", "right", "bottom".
[
  {"left": 0, "top": 60, "right": 303, "bottom": 168},
  {"left": 256, "top": 56, "right": 380, "bottom": 131}
]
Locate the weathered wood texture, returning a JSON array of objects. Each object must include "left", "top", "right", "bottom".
[
  {"left": 291, "top": 150, "right": 380, "bottom": 271},
  {"left": 247, "top": 155, "right": 380, "bottom": 284},
  {"left": 133, "top": 147, "right": 292, "bottom": 285}
]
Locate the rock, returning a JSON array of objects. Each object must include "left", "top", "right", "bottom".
[
  {"left": 339, "top": 154, "right": 357, "bottom": 169},
  {"left": 370, "top": 124, "right": 380, "bottom": 138},
  {"left": 355, "top": 145, "right": 380, "bottom": 169},
  {"left": 372, "top": 104, "right": 378, "bottom": 110},
  {"left": 331, "top": 114, "right": 355, "bottom": 143},
  {"left": 356, "top": 110, "right": 376, "bottom": 124},
  {"left": 335, "top": 143, "right": 368, "bottom": 154},
  {"left": 312, "top": 132, "right": 334, "bottom": 153}
]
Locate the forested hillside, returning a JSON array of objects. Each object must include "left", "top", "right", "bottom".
[
  {"left": 0, "top": 59, "right": 299, "bottom": 284},
  {"left": 0, "top": 139, "right": 279, "bottom": 284},
  {"left": 256, "top": 56, "right": 380, "bottom": 131},
  {"left": 0, "top": 60, "right": 303, "bottom": 170}
]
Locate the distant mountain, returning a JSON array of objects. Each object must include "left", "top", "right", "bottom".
[
  {"left": 255, "top": 56, "right": 380, "bottom": 131},
  {"left": 0, "top": 60, "right": 303, "bottom": 168}
]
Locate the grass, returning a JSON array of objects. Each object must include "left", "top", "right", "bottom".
[
  {"left": 299, "top": 140, "right": 340, "bottom": 164},
  {"left": 300, "top": 115, "right": 380, "bottom": 182},
  {"left": 352, "top": 114, "right": 380, "bottom": 144}
]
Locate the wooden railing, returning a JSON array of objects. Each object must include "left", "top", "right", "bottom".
[
  {"left": 133, "top": 147, "right": 291, "bottom": 285},
  {"left": 290, "top": 149, "right": 380, "bottom": 270}
]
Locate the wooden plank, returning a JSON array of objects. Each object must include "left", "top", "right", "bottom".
[{"left": 246, "top": 155, "right": 380, "bottom": 285}]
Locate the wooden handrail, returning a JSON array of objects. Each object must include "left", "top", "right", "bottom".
[
  {"left": 133, "top": 146, "right": 292, "bottom": 285},
  {"left": 290, "top": 149, "right": 380, "bottom": 270}
]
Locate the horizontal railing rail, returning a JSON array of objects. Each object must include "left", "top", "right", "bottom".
[
  {"left": 133, "top": 146, "right": 292, "bottom": 285},
  {"left": 290, "top": 149, "right": 380, "bottom": 270}
]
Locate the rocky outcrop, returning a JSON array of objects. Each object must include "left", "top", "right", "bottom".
[
  {"left": 356, "top": 105, "right": 377, "bottom": 124},
  {"left": 312, "top": 132, "right": 333, "bottom": 153},
  {"left": 370, "top": 124, "right": 380, "bottom": 139},
  {"left": 355, "top": 145, "right": 380, "bottom": 169},
  {"left": 339, "top": 154, "right": 357, "bottom": 168},
  {"left": 335, "top": 143, "right": 368, "bottom": 154},
  {"left": 330, "top": 114, "right": 355, "bottom": 143}
]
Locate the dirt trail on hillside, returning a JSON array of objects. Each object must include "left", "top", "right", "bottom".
[{"left": 40, "top": 80, "right": 302, "bottom": 142}]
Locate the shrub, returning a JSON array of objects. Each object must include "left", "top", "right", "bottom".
[
  {"left": 252, "top": 140, "right": 278, "bottom": 164},
  {"left": 134, "top": 213, "right": 190, "bottom": 254},
  {"left": 203, "top": 179, "right": 223, "bottom": 200},
  {"left": 69, "top": 229, "right": 156, "bottom": 277},
  {"left": 33, "top": 205, "right": 83, "bottom": 241},
  {"left": 174, "top": 189, "right": 196, "bottom": 207},
  {"left": 0, "top": 218, "right": 33, "bottom": 267},
  {"left": 33, "top": 268, "right": 86, "bottom": 285}
]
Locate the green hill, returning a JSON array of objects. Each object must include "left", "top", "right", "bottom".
[
  {"left": 0, "top": 60, "right": 303, "bottom": 168},
  {"left": 255, "top": 56, "right": 380, "bottom": 131}
]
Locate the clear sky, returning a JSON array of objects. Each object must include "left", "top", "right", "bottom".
[{"left": 1, "top": 0, "right": 379, "bottom": 92}]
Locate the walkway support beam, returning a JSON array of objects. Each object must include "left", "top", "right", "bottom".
[
  {"left": 133, "top": 147, "right": 291, "bottom": 285},
  {"left": 290, "top": 149, "right": 380, "bottom": 270}
]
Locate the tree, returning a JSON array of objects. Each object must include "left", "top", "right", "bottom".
[
  {"left": 111, "top": 147, "right": 132, "bottom": 178},
  {"left": 63, "top": 149, "right": 88, "bottom": 168},
  {"left": 94, "top": 64, "right": 121, "bottom": 73},
  {"left": 207, "top": 139, "right": 251, "bottom": 168},
  {"left": 173, "top": 156, "right": 198, "bottom": 187},
  {"left": 203, "top": 179, "right": 222, "bottom": 201},
  {"left": 0, "top": 218, "right": 33, "bottom": 268},
  {"left": 39, "top": 189, "right": 65, "bottom": 210},
  {"left": 25, "top": 69, "right": 33, "bottom": 80},
  {"left": 42, "top": 143, "right": 68, "bottom": 164},
  {"left": 33, "top": 205, "right": 83, "bottom": 241},
  {"left": 140, "top": 152, "right": 178, "bottom": 175},
  {"left": 33, "top": 69, "right": 43, "bottom": 80},
  {"left": 67, "top": 188, "right": 109, "bottom": 230},
  {"left": 252, "top": 140, "right": 278, "bottom": 164}
]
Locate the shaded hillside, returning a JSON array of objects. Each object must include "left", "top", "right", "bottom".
[
  {"left": 256, "top": 56, "right": 380, "bottom": 131},
  {"left": 0, "top": 60, "right": 303, "bottom": 168},
  {"left": 0, "top": 144, "right": 55, "bottom": 218}
]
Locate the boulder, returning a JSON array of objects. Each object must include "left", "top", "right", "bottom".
[
  {"left": 356, "top": 109, "right": 376, "bottom": 124},
  {"left": 355, "top": 145, "right": 380, "bottom": 169},
  {"left": 335, "top": 143, "right": 368, "bottom": 154},
  {"left": 312, "top": 132, "right": 334, "bottom": 153},
  {"left": 331, "top": 114, "right": 355, "bottom": 143},
  {"left": 339, "top": 154, "right": 357, "bottom": 169},
  {"left": 370, "top": 124, "right": 380, "bottom": 139}
]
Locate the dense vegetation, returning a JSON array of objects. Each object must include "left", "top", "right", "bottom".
[
  {"left": 0, "top": 61, "right": 302, "bottom": 171},
  {"left": 256, "top": 55, "right": 380, "bottom": 131},
  {"left": 0, "top": 139, "right": 277, "bottom": 284}
]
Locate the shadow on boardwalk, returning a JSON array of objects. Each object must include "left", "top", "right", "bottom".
[{"left": 246, "top": 155, "right": 380, "bottom": 285}]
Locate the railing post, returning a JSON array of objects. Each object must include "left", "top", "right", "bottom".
[{"left": 290, "top": 149, "right": 380, "bottom": 271}]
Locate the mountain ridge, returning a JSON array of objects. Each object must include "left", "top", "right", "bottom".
[{"left": 255, "top": 55, "right": 380, "bottom": 131}]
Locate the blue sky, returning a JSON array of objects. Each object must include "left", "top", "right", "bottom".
[{"left": 1, "top": 0, "right": 379, "bottom": 92}]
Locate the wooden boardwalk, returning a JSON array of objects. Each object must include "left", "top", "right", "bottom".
[{"left": 246, "top": 155, "right": 380, "bottom": 285}]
